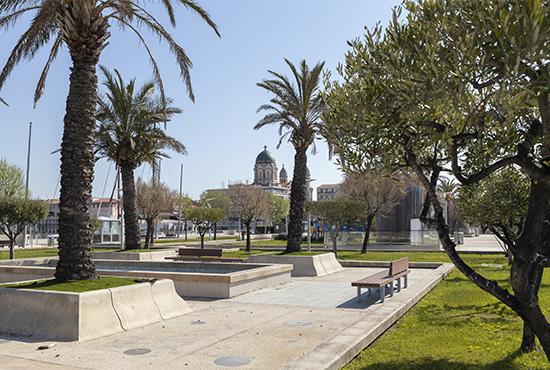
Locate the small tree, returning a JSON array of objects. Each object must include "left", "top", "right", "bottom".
[
  {"left": 305, "top": 199, "right": 366, "bottom": 258},
  {"left": 0, "top": 158, "right": 25, "bottom": 198},
  {"left": 135, "top": 178, "right": 177, "bottom": 249},
  {"left": 0, "top": 160, "right": 49, "bottom": 259},
  {"left": 457, "top": 167, "right": 530, "bottom": 263},
  {"left": 184, "top": 207, "right": 225, "bottom": 248},
  {"left": 340, "top": 171, "right": 404, "bottom": 253},
  {"left": 200, "top": 190, "right": 232, "bottom": 240},
  {"left": 90, "top": 215, "right": 102, "bottom": 244},
  {"left": 266, "top": 193, "right": 290, "bottom": 233},
  {"left": 175, "top": 193, "right": 193, "bottom": 240},
  {"left": 227, "top": 182, "right": 271, "bottom": 252}
]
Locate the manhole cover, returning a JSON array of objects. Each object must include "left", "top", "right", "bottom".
[
  {"left": 285, "top": 321, "right": 311, "bottom": 326},
  {"left": 123, "top": 348, "right": 151, "bottom": 356},
  {"left": 191, "top": 321, "right": 206, "bottom": 325},
  {"left": 214, "top": 356, "right": 252, "bottom": 366}
]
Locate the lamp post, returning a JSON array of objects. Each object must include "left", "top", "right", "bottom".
[
  {"left": 177, "top": 164, "right": 183, "bottom": 239},
  {"left": 306, "top": 178, "right": 316, "bottom": 252}
]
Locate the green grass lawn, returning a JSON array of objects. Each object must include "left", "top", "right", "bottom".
[
  {"left": 340, "top": 252, "right": 549, "bottom": 370},
  {"left": 1, "top": 248, "right": 547, "bottom": 368},
  {"left": 0, "top": 276, "right": 139, "bottom": 292}
]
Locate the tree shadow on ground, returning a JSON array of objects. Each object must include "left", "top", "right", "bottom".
[{"left": 350, "top": 349, "right": 542, "bottom": 370}]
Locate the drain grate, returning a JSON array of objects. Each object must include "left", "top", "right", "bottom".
[
  {"left": 214, "top": 356, "right": 252, "bottom": 366},
  {"left": 123, "top": 348, "right": 151, "bottom": 356},
  {"left": 191, "top": 320, "right": 206, "bottom": 325},
  {"left": 285, "top": 321, "right": 311, "bottom": 326}
]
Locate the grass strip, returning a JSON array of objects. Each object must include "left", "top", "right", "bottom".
[
  {"left": 342, "top": 253, "right": 549, "bottom": 370},
  {"left": 0, "top": 276, "right": 140, "bottom": 293}
]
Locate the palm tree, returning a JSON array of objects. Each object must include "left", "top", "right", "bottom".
[
  {"left": 95, "top": 66, "right": 186, "bottom": 250},
  {"left": 255, "top": 59, "right": 326, "bottom": 253},
  {"left": 0, "top": 1, "right": 219, "bottom": 281}
]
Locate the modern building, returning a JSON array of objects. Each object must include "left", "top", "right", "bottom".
[
  {"left": 316, "top": 184, "right": 341, "bottom": 201},
  {"left": 36, "top": 199, "right": 60, "bottom": 235},
  {"left": 37, "top": 198, "right": 120, "bottom": 240},
  {"left": 90, "top": 198, "right": 120, "bottom": 219}
]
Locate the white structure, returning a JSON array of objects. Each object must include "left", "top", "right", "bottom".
[{"left": 316, "top": 184, "right": 341, "bottom": 201}]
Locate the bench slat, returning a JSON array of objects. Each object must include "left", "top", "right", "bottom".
[
  {"left": 165, "top": 256, "right": 246, "bottom": 262},
  {"left": 352, "top": 257, "right": 411, "bottom": 302},
  {"left": 178, "top": 248, "right": 223, "bottom": 257}
]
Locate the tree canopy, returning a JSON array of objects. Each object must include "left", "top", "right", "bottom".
[
  {"left": 0, "top": 160, "right": 48, "bottom": 259},
  {"left": 227, "top": 182, "right": 270, "bottom": 252},
  {"left": 135, "top": 177, "right": 177, "bottom": 249},
  {"left": 323, "top": 0, "right": 550, "bottom": 358},
  {"left": 255, "top": 59, "right": 326, "bottom": 253},
  {"left": 305, "top": 199, "right": 366, "bottom": 258},
  {"left": 0, "top": 0, "right": 219, "bottom": 281}
]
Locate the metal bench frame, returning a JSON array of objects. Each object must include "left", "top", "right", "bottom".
[{"left": 351, "top": 257, "right": 411, "bottom": 303}]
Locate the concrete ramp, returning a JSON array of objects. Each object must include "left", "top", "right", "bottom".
[
  {"left": 248, "top": 253, "right": 344, "bottom": 276},
  {"left": 0, "top": 279, "right": 191, "bottom": 342}
]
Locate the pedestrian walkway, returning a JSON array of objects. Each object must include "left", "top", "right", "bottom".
[{"left": 0, "top": 263, "right": 453, "bottom": 370}]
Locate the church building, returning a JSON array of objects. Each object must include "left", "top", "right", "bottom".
[{"left": 252, "top": 146, "right": 291, "bottom": 199}]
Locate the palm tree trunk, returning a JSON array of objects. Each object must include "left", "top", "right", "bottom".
[
  {"left": 286, "top": 149, "right": 308, "bottom": 253},
  {"left": 55, "top": 57, "right": 99, "bottom": 282},
  {"left": 120, "top": 160, "right": 141, "bottom": 250}
]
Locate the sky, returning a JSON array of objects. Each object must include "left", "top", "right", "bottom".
[{"left": 0, "top": 0, "right": 402, "bottom": 201}]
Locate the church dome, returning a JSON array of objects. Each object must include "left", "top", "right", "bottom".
[
  {"left": 279, "top": 165, "right": 288, "bottom": 178},
  {"left": 255, "top": 146, "right": 276, "bottom": 164}
]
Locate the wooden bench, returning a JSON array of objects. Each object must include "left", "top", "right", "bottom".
[
  {"left": 351, "top": 257, "right": 411, "bottom": 303},
  {"left": 165, "top": 248, "right": 247, "bottom": 263}
]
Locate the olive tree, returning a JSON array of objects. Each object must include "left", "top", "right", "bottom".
[
  {"left": 0, "top": 160, "right": 48, "bottom": 259},
  {"left": 184, "top": 207, "right": 225, "bottom": 249},
  {"left": 340, "top": 171, "right": 404, "bottom": 253},
  {"left": 227, "top": 182, "right": 270, "bottom": 252},
  {"left": 135, "top": 177, "right": 177, "bottom": 249},
  {"left": 305, "top": 199, "right": 366, "bottom": 258},
  {"left": 323, "top": 0, "right": 550, "bottom": 357},
  {"left": 200, "top": 190, "right": 232, "bottom": 240}
]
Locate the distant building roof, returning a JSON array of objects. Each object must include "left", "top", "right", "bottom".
[{"left": 255, "top": 146, "right": 276, "bottom": 164}]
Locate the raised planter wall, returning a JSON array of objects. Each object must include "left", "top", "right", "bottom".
[
  {"left": 248, "top": 253, "right": 343, "bottom": 277},
  {"left": 0, "top": 258, "right": 293, "bottom": 299},
  {"left": 93, "top": 250, "right": 177, "bottom": 261},
  {"left": 0, "top": 279, "right": 191, "bottom": 342}
]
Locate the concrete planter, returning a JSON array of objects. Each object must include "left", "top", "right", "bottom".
[
  {"left": 248, "top": 253, "right": 343, "bottom": 276},
  {"left": 0, "top": 279, "right": 191, "bottom": 342},
  {"left": 0, "top": 258, "right": 293, "bottom": 299},
  {"left": 93, "top": 250, "right": 177, "bottom": 261}
]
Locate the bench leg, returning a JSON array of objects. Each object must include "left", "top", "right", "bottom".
[
  {"left": 368, "top": 288, "right": 372, "bottom": 296},
  {"left": 397, "top": 277, "right": 402, "bottom": 293},
  {"left": 380, "top": 285, "right": 385, "bottom": 303},
  {"left": 389, "top": 283, "right": 394, "bottom": 298},
  {"left": 404, "top": 274, "right": 408, "bottom": 289},
  {"left": 357, "top": 286, "right": 362, "bottom": 302}
]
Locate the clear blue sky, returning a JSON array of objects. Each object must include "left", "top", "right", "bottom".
[{"left": 0, "top": 0, "right": 401, "bottom": 201}]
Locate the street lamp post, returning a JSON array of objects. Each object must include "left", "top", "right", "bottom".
[{"left": 306, "top": 179, "right": 316, "bottom": 252}]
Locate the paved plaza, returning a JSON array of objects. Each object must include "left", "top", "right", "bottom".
[{"left": 0, "top": 235, "right": 502, "bottom": 370}]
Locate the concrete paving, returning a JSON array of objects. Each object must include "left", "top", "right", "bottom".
[{"left": 0, "top": 234, "right": 500, "bottom": 370}]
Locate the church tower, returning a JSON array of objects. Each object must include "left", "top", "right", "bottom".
[
  {"left": 253, "top": 146, "right": 278, "bottom": 186},
  {"left": 279, "top": 164, "right": 288, "bottom": 184}
]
